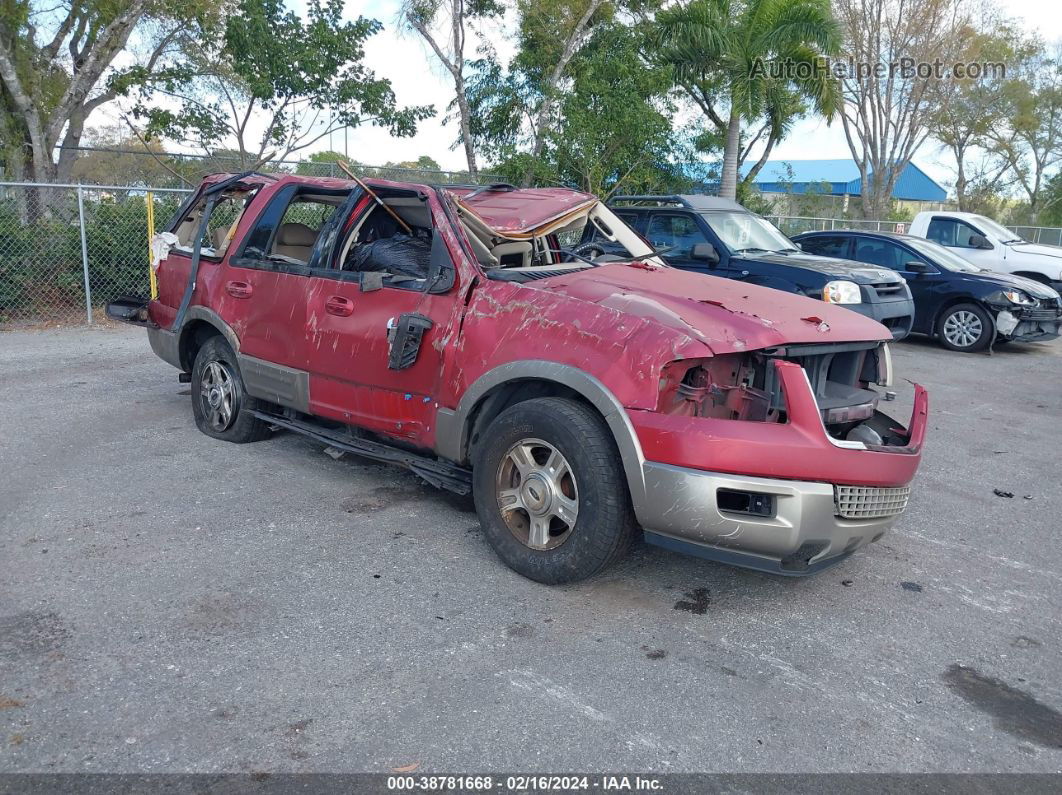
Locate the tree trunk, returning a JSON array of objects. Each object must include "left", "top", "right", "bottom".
[
  {"left": 719, "top": 110, "right": 742, "bottom": 200},
  {"left": 454, "top": 74, "right": 478, "bottom": 176}
]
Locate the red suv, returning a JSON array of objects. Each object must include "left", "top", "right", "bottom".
[{"left": 109, "top": 172, "right": 928, "bottom": 584}]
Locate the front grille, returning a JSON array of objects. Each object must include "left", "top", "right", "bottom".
[
  {"left": 869, "top": 282, "right": 906, "bottom": 299},
  {"left": 835, "top": 484, "right": 911, "bottom": 519},
  {"left": 1021, "top": 307, "right": 1062, "bottom": 321}
]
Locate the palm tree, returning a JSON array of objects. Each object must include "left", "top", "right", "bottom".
[{"left": 654, "top": 0, "right": 841, "bottom": 199}]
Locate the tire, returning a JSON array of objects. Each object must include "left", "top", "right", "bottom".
[
  {"left": 937, "top": 303, "right": 994, "bottom": 352},
  {"left": 472, "top": 397, "right": 636, "bottom": 584},
  {"left": 190, "top": 335, "right": 271, "bottom": 443}
]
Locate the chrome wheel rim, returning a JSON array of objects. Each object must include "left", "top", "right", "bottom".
[
  {"left": 943, "top": 310, "right": 983, "bottom": 348},
  {"left": 496, "top": 438, "right": 579, "bottom": 550},
  {"left": 200, "top": 360, "right": 237, "bottom": 432}
]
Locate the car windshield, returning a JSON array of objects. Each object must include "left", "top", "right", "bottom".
[
  {"left": 971, "top": 215, "right": 1025, "bottom": 243},
  {"left": 905, "top": 237, "right": 985, "bottom": 272},
  {"left": 703, "top": 211, "right": 796, "bottom": 253}
]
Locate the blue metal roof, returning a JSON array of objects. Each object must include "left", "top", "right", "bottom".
[{"left": 737, "top": 159, "right": 947, "bottom": 202}]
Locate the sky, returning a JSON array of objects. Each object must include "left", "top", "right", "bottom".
[{"left": 95, "top": 0, "right": 1062, "bottom": 189}]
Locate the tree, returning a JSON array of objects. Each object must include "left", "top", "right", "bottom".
[
  {"left": 984, "top": 41, "right": 1062, "bottom": 220},
  {"left": 67, "top": 125, "right": 178, "bottom": 185},
  {"left": 466, "top": 0, "right": 616, "bottom": 186},
  {"left": 653, "top": 0, "right": 841, "bottom": 200},
  {"left": 928, "top": 23, "right": 1024, "bottom": 211},
  {"left": 538, "top": 23, "right": 689, "bottom": 196},
  {"left": 131, "top": 0, "right": 433, "bottom": 168},
  {"left": 403, "top": 0, "right": 502, "bottom": 176},
  {"left": 0, "top": 0, "right": 200, "bottom": 184},
  {"left": 835, "top": 0, "right": 973, "bottom": 219}
]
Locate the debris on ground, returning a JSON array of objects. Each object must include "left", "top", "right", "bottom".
[
  {"left": 993, "top": 489, "right": 1014, "bottom": 498},
  {"left": 901, "top": 581, "right": 924, "bottom": 592}
]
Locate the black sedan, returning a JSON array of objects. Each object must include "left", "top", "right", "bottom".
[{"left": 793, "top": 230, "right": 1062, "bottom": 352}]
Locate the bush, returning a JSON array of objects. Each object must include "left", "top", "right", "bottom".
[{"left": 0, "top": 190, "right": 184, "bottom": 321}]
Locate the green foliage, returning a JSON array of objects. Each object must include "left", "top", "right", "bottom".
[
  {"left": 651, "top": 0, "right": 841, "bottom": 195},
  {"left": 0, "top": 191, "right": 182, "bottom": 319},
  {"left": 470, "top": 19, "right": 691, "bottom": 195},
  {"left": 131, "top": 0, "right": 433, "bottom": 164},
  {"left": 1037, "top": 172, "right": 1062, "bottom": 227}
]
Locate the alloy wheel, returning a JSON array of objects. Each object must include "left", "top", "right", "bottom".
[
  {"left": 496, "top": 438, "right": 579, "bottom": 550},
  {"left": 200, "top": 360, "right": 238, "bottom": 432}
]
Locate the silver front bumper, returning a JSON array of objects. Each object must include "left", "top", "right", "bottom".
[{"left": 638, "top": 462, "right": 907, "bottom": 575}]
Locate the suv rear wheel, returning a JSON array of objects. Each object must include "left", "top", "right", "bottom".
[
  {"left": 190, "top": 336, "right": 270, "bottom": 443},
  {"left": 937, "top": 303, "right": 993, "bottom": 352},
  {"left": 472, "top": 397, "right": 635, "bottom": 584}
]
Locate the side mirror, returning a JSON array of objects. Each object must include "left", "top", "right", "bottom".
[
  {"left": 691, "top": 242, "right": 720, "bottom": 265},
  {"left": 905, "top": 261, "right": 934, "bottom": 274},
  {"left": 968, "top": 233, "right": 992, "bottom": 250}
]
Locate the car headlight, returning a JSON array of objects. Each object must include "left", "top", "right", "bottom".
[
  {"left": 823, "top": 280, "right": 862, "bottom": 304},
  {"left": 1003, "top": 289, "right": 1038, "bottom": 306}
]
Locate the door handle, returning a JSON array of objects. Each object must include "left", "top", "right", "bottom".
[
  {"left": 325, "top": 296, "right": 355, "bottom": 317},
  {"left": 226, "top": 280, "right": 253, "bottom": 299}
]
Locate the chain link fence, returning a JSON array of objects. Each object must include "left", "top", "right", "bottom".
[
  {"left": 0, "top": 182, "right": 191, "bottom": 325},
  {"left": 0, "top": 162, "right": 508, "bottom": 326},
  {"left": 5, "top": 180, "right": 1062, "bottom": 327}
]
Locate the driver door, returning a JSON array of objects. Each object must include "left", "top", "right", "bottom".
[
  {"left": 645, "top": 213, "right": 722, "bottom": 274},
  {"left": 925, "top": 217, "right": 1000, "bottom": 269},
  {"left": 302, "top": 190, "right": 464, "bottom": 447}
]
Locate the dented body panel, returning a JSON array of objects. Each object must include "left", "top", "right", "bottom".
[{"left": 121, "top": 174, "right": 928, "bottom": 577}]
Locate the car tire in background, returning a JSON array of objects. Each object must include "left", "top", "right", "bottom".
[
  {"left": 472, "top": 397, "right": 636, "bottom": 584},
  {"left": 937, "top": 302, "right": 994, "bottom": 353},
  {"left": 190, "top": 335, "right": 271, "bottom": 443}
]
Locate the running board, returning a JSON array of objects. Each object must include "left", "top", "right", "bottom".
[{"left": 251, "top": 409, "right": 472, "bottom": 495}]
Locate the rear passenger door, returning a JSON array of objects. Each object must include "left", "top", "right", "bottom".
[{"left": 224, "top": 183, "right": 349, "bottom": 371}]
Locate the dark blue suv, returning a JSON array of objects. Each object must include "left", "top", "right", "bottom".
[
  {"left": 586, "top": 196, "right": 915, "bottom": 340},
  {"left": 794, "top": 229, "right": 1062, "bottom": 352}
]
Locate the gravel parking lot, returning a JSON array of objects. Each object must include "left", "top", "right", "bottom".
[{"left": 1, "top": 325, "right": 1061, "bottom": 774}]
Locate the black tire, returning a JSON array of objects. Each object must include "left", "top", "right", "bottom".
[
  {"left": 937, "top": 302, "right": 994, "bottom": 352},
  {"left": 190, "top": 335, "right": 271, "bottom": 443},
  {"left": 472, "top": 397, "right": 636, "bottom": 584}
]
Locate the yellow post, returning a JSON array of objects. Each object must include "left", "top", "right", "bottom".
[{"left": 146, "top": 191, "right": 157, "bottom": 299}]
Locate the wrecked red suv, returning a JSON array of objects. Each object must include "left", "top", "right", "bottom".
[{"left": 109, "top": 172, "right": 928, "bottom": 584}]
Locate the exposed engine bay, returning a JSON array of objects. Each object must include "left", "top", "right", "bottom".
[{"left": 658, "top": 341, "right": 905, "bottom": 448}]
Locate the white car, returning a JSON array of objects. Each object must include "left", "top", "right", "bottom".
[{"left": 908, "top": 211, "right": 1062, "bottom": 293}]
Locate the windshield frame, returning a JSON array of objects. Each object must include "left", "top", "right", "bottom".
[{"left": 700, "top": 210, "right": 796, "bottom": 254}]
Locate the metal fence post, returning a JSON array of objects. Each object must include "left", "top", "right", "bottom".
[{"left": 76, "top": 184, "right": 92, "bottom": 324}]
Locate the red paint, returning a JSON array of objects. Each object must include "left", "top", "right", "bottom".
[
  {"left": 632, "top": 362, "right": 928, "bottom": 488},
  {"left": 150, "top": 174, "right": 926, "bottom": 491},
  {"left": 447, "top": 186, "right": 596, "bottom": 235}
]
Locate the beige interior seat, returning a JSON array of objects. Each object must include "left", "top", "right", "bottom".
[
  {"left": 274, "top": 222, "right": 317, "bottom": 261},
  {"left": 491, "top": 241, "right": 533, "bottom": 268},
  {"left": 211, "top": 227, "right": 228, "bottom": 252}
]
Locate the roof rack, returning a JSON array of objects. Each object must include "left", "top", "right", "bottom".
[
  {"left": 609, "top": 194, "right": 746, "bottom": 211},
  {"left": 610, "top": 195, "right": 695, "bottom": 207}
]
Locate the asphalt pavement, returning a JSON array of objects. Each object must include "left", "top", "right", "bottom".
[{"left": 1, "top": 325, "right": 1060, "bottom": 773}]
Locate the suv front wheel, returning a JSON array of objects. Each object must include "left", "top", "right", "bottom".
[
  {"left": 190, "top": 336, "right": 271, "bottom": 443},
  {"left": 472, "top": 397, "right": 636, "bottom": 584}
]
